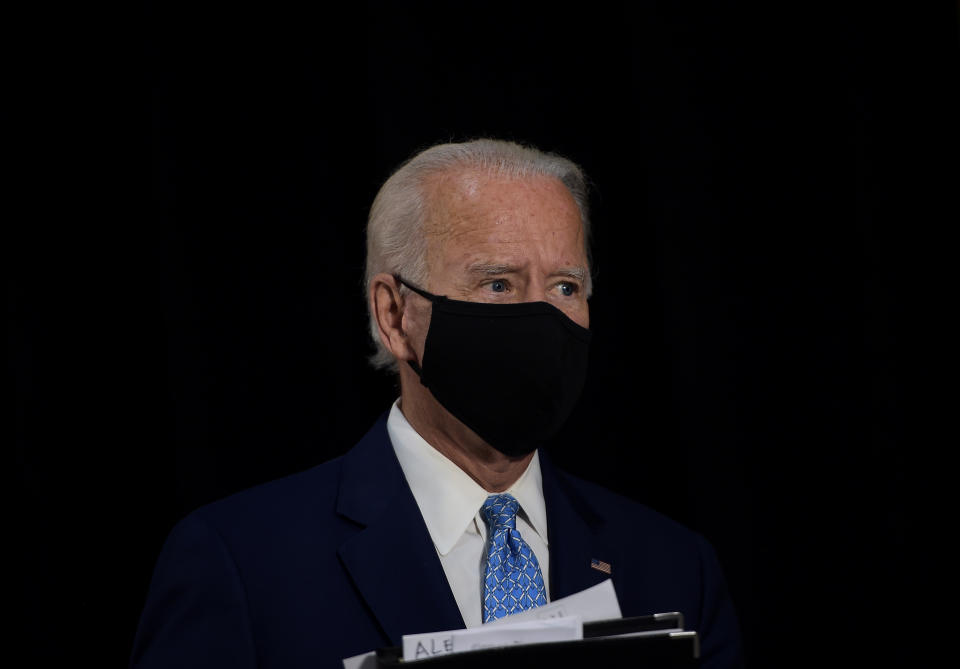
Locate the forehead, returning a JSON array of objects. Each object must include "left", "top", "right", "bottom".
[{"left": 422, "top": 168, "right": 586, "bottom": 263}]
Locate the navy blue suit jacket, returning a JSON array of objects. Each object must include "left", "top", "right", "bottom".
[{"left": 131, "top": 414, "right": 743, "bottom": 668}]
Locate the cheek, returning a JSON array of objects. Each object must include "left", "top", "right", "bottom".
[
  {"left": 561, "top": 301, "right": 590, "bottom": 329},
  {"left": 577, "top": 307, "right": 590, "bottom": 330}
]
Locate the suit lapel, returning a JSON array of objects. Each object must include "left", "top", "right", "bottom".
[
  {"left": 336, "top": 414, "right": 464, "bottom": 645},
  {"left": 540, "top": 452, "right": 621, "bottom": 602}
]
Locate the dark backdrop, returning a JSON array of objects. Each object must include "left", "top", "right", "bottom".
[{"left": 10, "top": 1, "right": 958, "bottom": 667}]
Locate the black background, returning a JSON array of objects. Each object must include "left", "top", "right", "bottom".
[{"left": 10, "top": 2, "right": 958, "bottom": 667}]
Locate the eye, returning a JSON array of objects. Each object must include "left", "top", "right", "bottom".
[
  {"left": 489, "top": 279, "right": 507, "bottom": 293},
  {"left": 558, "top": 281, "right": 578, "bottom": 297}
]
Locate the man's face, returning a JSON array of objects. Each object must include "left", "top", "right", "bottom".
[
  {"left": 410, "top": 169, "right": 590, "bottom": 334},
  {"left": 386, "top": 166, "right": 591, "bottom": 458}
]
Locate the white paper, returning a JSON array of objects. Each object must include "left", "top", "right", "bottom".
[
  {"left": 341, "top": 650, "right": 377, "bottom": 669},
  {"left": 397, "top": 579, "right": 621, "bottom": 662},
  {"left": 402, "top": 629, "right": 457, "bottom": 662},
  {"left": 403, "top": 616, "right": 582, "bottom": 661},
  {"left": 486, "top": 578, "right": 621, "bottom": 626},
  {"left": 451, "top": 616, "right": 582, "bottom": 653}
]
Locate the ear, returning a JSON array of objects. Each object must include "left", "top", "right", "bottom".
[{"left": 370, "top": 273, "right": 417, "bottom": 362}]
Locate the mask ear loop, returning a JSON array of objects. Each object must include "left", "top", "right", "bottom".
[
  {"left": 393, "top": 275, "right": 445, "bottom": 302},
  {"left": 393, "top": 275, "right": 436, "bottom": 377}
]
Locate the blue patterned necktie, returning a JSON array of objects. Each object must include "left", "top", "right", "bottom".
[{"left": 481, "top": 493, "right": 548, "bottom": 622}]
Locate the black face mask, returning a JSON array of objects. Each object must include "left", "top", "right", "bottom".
[{"left": 397, "top": 276, "right": 591, "bottom": 457}]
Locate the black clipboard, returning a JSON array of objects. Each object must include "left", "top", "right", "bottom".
[{"left": 374, "top": 615, "right": 698, "bottom": 668}]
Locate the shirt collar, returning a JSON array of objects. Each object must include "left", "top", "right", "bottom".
[
  {"left": 505, "top": 446, "right": 549, "bottom": 547},
  {"left": 387, "top": 400, "right": 548, "bottom": 556}
]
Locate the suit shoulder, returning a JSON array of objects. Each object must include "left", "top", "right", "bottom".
[
  {"left": 183, "top": 455, "right": 347, "bottom": 544},
  {"left": 169, "top": 414, "right": 395, "bottom": 555},
  {"left": 557, "top": 469, "right": 705, "bottom": 547}
]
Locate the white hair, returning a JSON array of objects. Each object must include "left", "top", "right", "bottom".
[{"left": 364, "top": 138, "right": 592, "bottom": 371}]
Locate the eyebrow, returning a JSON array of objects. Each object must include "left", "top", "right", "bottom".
[
  {"left": 466, "top": 262, "right": 521, "bottom": 276},
  {"left": 554, "top": 266, "right": 588, "bottom": 283},
  {"left": 466, "top": 262, "right": 588, "bottom": 283}
]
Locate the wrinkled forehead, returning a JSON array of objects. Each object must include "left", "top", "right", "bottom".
[{"left": 421, "top": 167, "right": 584, "bottom": 243}]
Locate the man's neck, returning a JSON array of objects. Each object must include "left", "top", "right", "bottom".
[{"left": 398, "top": 377, "right": 534, "bottom": 493}]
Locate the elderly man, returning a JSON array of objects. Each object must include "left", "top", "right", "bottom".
[{"left": 131, "top": 139, "right": 743, "bottom": 668}]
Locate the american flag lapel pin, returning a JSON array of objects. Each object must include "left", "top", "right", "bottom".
[{"left": 590, "top": 558, "right": 612, "bottom": 575}]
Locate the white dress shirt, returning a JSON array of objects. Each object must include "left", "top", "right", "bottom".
[{"left": 387, "top": 400, "right": 551, "bottom": 628}]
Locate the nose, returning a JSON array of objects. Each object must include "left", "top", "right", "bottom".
[{"left": 516, "top": 274, "right": 549, "bottom": 303}]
